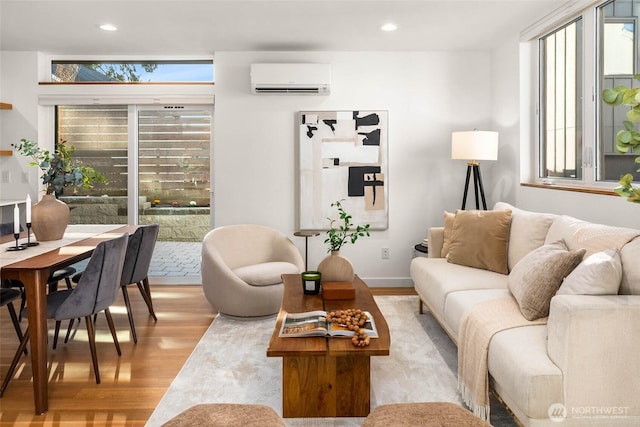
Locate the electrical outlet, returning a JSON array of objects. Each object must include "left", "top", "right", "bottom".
[{"left": 381, "top": 248, "right": 390, "bottom": 259}]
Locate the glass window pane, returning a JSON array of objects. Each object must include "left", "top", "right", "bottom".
[
  {"left": 540, "top": 19, "right": 583, "bottom": 179},
  {"left": 598, "top": 0, "right": 638, "bottom": 182},
  {"left": 51, "top": 60, "right": 214, "bottom": 82},
  {"left": 55, "top": 105, "right": 129, "bottom": 224},
  {"left": 604, "top": 22, "right": 635, "bottom": 75},
  {"left": 138, "top": 107, "right": 211, "bottom": 242}
]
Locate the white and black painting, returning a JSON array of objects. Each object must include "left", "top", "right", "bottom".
[{"left": 298, "top": 110, "right": 388, "bottom": 230}]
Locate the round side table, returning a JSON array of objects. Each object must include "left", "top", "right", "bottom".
[{"left": 294, "top": 230, "right": 321, "bottom": 271}]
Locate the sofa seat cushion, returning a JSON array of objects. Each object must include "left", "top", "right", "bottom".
[
  {"left": 443, "top": 289, "right": 512, "bottom": 342},
  {"left": 411, "top": 258, "right": 508, "bottom": 324},
  {"left": 488, "top": 325, "right": 563, "bottom": 420},
  {"left": 232, "top": 262, "right": 300, "bottom": 286}
]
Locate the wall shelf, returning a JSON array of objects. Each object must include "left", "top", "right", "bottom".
[{"left": 1, "top": 102, "right": 14, "bottom": 155}]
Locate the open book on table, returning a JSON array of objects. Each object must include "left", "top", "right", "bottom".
[{"left": 279, "top": 310, "right": 378, "bottom": 338}]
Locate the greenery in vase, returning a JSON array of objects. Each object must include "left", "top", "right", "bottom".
[
  {"left": 12, "top": 138, "right": 108, "bottom": 195},
  {"left": 324, "top": 199, "right": 371, "bottom": 253},
  {"left": 602, "top": 76, "right": 640, "bottom": 203}
]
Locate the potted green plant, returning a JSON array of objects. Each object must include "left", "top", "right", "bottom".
[
  {"left": 324, "top": 199, "right": 371, "bottom": 252},
  {"left": 318, "top": 199, "right": 371, "bottom": 283},
  {"left": 602, "top": 78, "right": 640, "bottom": 203},
  {"left": 13, "top": 138, "right": 108, "bottom": 240}
]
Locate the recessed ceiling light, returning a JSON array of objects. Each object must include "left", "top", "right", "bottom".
[
  {"left": 381, "top": 23, "right": 397, "bottom": 32},
  {"left": 99, "top": 24, "right": 118, "bottom": 31}
]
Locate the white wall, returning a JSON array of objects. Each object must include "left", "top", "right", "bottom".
[
  {"left": 213, "top": 51, "right": 495, "bottom": 285},
  {"left": 0, "top": 52, "right": 40, "bottom": 204},
  {"left": 0, "top": 49, "right": 503, "bottom": 286}
]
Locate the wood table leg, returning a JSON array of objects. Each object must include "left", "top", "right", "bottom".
[{"left": 22, "top": 270, "right": 50, "bottom": 414}]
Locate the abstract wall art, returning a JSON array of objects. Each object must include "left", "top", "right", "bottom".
[{"left": 298, "top": 110, "right": 388, "bottom": 230}]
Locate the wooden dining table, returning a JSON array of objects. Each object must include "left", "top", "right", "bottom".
[{"left": 0, "top": 224, "right": 138, "bottom": 414}]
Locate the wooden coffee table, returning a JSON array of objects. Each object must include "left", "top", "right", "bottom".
[{"left": 267, "top": 274, "right": 390, "bottom": 418}]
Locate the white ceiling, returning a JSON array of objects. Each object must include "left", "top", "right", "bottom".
[{"left": 0, "top": 0, "right": 566, "bottom": 55}]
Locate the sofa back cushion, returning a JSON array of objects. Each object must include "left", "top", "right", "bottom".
[
  {"left": 620, "top": 237, "right": 640, "bottom": 295},
  {"left": 493, "top": 202, "right": 556, "bottom": 271},
  {"left": 545, "top": 215, "right": 640, "bottom": 295}
]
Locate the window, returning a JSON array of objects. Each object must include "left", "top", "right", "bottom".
[
  {"left": 532, "top": 0, "right": 640, "bottom": 188},
  {"left": 599, "top": 0, "right": 639, "bottom": 181},
  {"left": 539, "top": 19, "right": 583, "bottom": 180},
  {"left": 51, "top": 60, "right": 214, "bottom": 83}
]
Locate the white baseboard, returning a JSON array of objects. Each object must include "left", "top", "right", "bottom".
[
  {"left": 149, "top": 275, "right": 202, "bottom": 285},
  {"left": 359, "top": 277, "right": 413, "bottom": 287}
]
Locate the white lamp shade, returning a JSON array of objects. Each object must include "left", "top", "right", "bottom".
[{"left": 451, "top": 131, "right": 499, "bottom": 161}]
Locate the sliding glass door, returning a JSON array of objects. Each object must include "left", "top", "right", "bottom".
[
  {"left": 137, "top": 106, "right": 212, "bottom": 242},
  {"left": 56, "top": 104, "right": 212, "bottom": 243}
]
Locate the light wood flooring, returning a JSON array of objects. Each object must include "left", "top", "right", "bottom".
[{"left": 0, "top": 285, "right": 415, "bottom": 426}]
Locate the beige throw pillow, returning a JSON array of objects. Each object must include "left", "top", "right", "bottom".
[
  {"left": 508, "top": 240, "right": 586, "bottom": 321},
  {"left": 441, "top": 210, "right": 455, "bottom": 257},
  {"left": 446, "top": 209, "right": 512, "bottom": 274}
]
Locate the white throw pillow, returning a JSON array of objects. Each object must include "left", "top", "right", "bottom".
[{"left": 556, "top": 248, "right": 623, "bottom": 295}]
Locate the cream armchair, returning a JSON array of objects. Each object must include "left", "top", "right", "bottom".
[{"left": 201, "top": 224, "right": 305, "bottom": 318}]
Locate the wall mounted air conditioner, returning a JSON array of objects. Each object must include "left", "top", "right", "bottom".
[{"left": 250, "top": 63, "right": 331, "bottom": 95}]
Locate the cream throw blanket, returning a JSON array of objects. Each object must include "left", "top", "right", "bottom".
[{"left": 458, "top": 297, "right": 547, "bottom": 422}]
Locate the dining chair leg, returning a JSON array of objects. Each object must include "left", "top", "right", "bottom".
[
  {"left": 0, "top": 327, "right": 30, "bottom": 397},
  {"left": 121, "top": 285, "right": 137, "bottom": 344},
  {"left": 52, "top": 320, "right": 62, "bottom": 349},
  {"left": 139, "top": 277, "right": 157, "bottom": 321},
  {"left": 85, "top": 316, "right": 100, "bottom": 384},
  {"left": 64, "top": 318, "right": 76, "bottom": 344},
  {"left": 104, "top": 308, "right": 122, "bottom": 356},
  {"left": 18, "top": 289, "right": 25, "bottom": 322},
  {"left": 6, "top": 301, "right": 27, "bottom": 355}
]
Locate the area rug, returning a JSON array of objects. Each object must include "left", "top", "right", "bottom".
[{"left": 146, "top": 296, "right": 516, "bottom": 427}]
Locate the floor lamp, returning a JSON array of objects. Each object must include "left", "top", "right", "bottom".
[{"left": 451, "top": 131, "right": 499, "bottom": 210}]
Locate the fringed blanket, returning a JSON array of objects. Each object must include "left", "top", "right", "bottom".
[{"left": 457, "top": 297, "right": 547, "bottom": 422}]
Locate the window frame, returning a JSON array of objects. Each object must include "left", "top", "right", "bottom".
[{"left": 524, "top": 0, "right": 637, "bottom": 191}]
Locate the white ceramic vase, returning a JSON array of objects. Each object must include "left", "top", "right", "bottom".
[{"left": 317, "top": 250, "right": 355, "bottom": 283}]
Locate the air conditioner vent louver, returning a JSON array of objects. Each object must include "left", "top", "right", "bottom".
[
  {"left": 250, "top": 63, "right": 331, "bottom": 95},
  {"left": 254, "top": 87, "right": 321, "bottom": 94}
]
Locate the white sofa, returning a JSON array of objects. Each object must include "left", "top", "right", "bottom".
[{"left": 410, "top": 202, "right": 640, "bottom": 426}]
